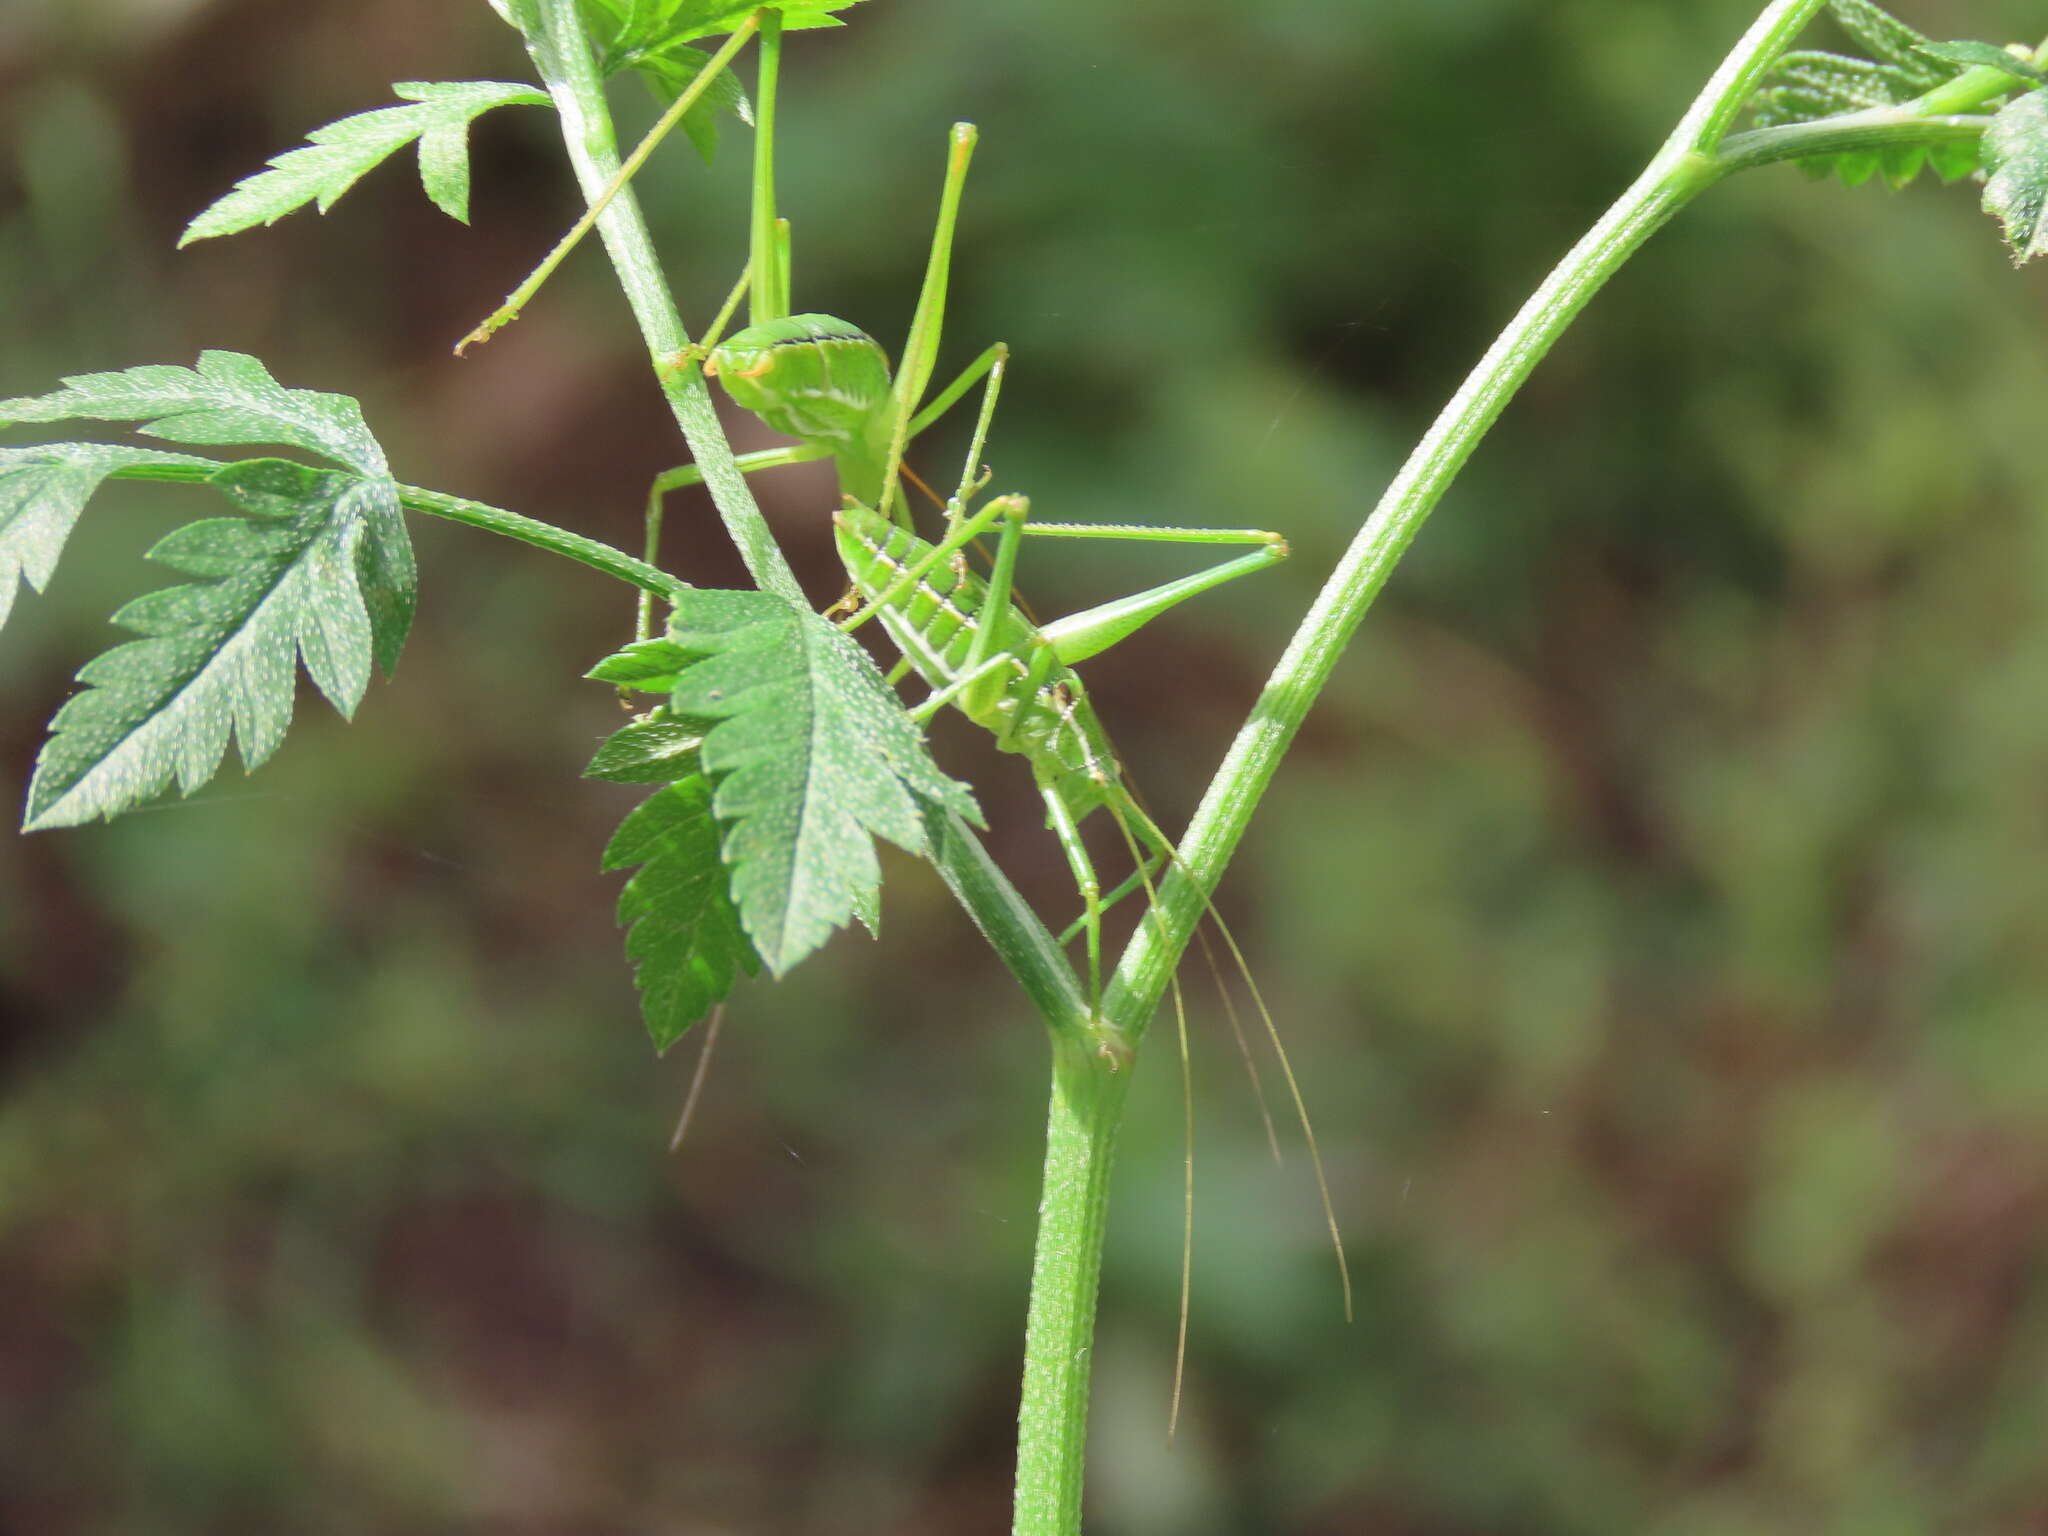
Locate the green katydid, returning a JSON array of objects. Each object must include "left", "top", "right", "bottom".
[
  {"left": 628, "top": 31, "right": 1355, "bottom": 1365},
  {"left": 487, "top": 10, "right": 1357, "bottom": 1387},
  {"left": 653, "top": 119, "right": 1292, "bottom": 1018}
]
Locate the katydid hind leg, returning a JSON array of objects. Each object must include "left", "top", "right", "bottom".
[
  {"left": 638, "top": 443, "right": 836, "bottom": 641},
  {"left": 1037, "top": 537, "right": 1288, "bottom": 668},
  {"left": 1041, "top": 784, "right": 1105, "bottom": 1011},
  {"left": 669, "top": 1004, "right": 727, "bottom": 1152}
]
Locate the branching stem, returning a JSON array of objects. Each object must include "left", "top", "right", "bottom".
[
  {"left": 1011, "top": 4, "right": 1832, "bottom": 1532},
  {"left": 516, "top": 0, "right": 1085, "bottom": 1038}
]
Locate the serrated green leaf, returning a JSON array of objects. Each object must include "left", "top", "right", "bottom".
[
  {"left": 1929, "top": 138, "right": 1984, "bottom": 182},
  {"left": 626, "top": 42, "right": 752, "bottom": 165},
  {"left": 1879, "top": 142, "right": 1929, "bottom": 188},
  {"left": 0, "top": 350, "right": 387, "bottom": 478},
  {"left": 602, "top": 776, "right": 760, "bottom": 1050},
  {"left": 1983, "top": 87, "right": 2048, "bottom": 262},
  {"left": 23, "top": 458, "right": 413, "bottom": 830},
  {"left": 584, "top": 711, "right": 709, "bottom": 783},
  {"left": 1750, "top": 51, "right": 1930, "bottom": 128},
  {"left": 1829, "top": 0, "right": 1945, "bottom": 84},
  {"left": 178, "top": 81, "right": 548, "bottom": 245},
  {"left": 583, "top": 0, "right": 866, "bottom": 52},
  {"left": 0, "top": 444, "right": 218, "bottom": 633},
  {"left": 0, "top": 353, "right": 416, "bottom": 672},
  {"left": 664, "top": 588, "right": 980, "bottom": 975},
  {"left": 587, "top": 636, "right": 695, "bottom": 692},
  {"left": 1920, "top": 40, "right": 2048, "bottom": 88}
]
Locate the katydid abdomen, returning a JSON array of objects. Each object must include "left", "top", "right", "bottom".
[{"left": 833, "top": 497, "right": 1117, "bottom": 826}]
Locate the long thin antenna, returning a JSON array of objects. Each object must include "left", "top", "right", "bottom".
[
  {"left": 1124, "top": 799, "right": 1353, "bottom": 1324},
  {"left": 1101, "top": 798, "right": 1196, "bottom": 1438},
  {"left": 1194, "top": 924, "right": 1283, "bottom": 1164},
  {"left": 669, "top": 1005, "right": 727, "bottom": 1152},
  {"left": 455, "top": 17, "right": 761, "bottom": 353}
]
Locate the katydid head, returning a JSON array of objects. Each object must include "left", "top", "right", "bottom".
[{"left": 704, "top": 313, "right": 895, "bottom": 501}]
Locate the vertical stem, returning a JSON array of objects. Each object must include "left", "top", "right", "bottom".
[
  {"left": 1027, "top": 1, "right": 1826, "bottom": 1519},
  {"left": 526, "top": 0, "right": 804, "bottom": 605},
  {"left": 750, "top": 8, "right": 786, "bottom": 325},
  {"left": 1013, "top": 1034, "right": 1131, "bottom": 1536}
]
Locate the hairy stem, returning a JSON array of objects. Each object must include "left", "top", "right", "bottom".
[
  {"left": 1107, "top": 0, "right": 1822, "bottom": 1051},
  {"left": 398, "top": 484, "right": 684, "bottom": 598},
  {"left": 1714, "top": 111, "right": 1989, "bottom": 174},
  {"left": 1013, "top": 1035, "right": 1130, "bottom": 1536},
  {"left": 524, "top": 0, "right": 802, "bottom": 606},
  {"left": 457, "top": 16, "right": 761, "bottom": 354},
  {"left": 516, "top": 0, "right": 1081, "bottom": 1030},
  {"left": 1010, "top": 4, "right": 1829, "bottom": 1530}
]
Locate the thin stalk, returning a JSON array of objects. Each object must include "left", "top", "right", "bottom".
[
  {"left": 1714, "top": 110, "right": 1989, "bottom": 173},
  {"left": 1012, "top": 5, "right": 1830, "bottom": 1532},
  {"left": 750, "top": 8, "right": 786, "bottom": 326},
  {"left": 104, "top": 461, "right": 686, "bottom": 599},
  {"left": 398, "top": 484, "right": 685, "bottom": 598},
  {"left": 523, "top": 0, "right": 802, "bottom": 606},
  {"left": 455, "top": 16, "right": 760, "bottom": 355},
  {"left": 1714, "top": 43, "right": 2043, "bottom": 175}
]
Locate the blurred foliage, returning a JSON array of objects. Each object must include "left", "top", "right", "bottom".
[{"left": 4, "top": 0, "right": 2048, "bottom": 1531}]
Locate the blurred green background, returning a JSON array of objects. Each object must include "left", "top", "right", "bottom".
[{"left": 5, "top": 1, "right": 2048, "bottom": 1531}]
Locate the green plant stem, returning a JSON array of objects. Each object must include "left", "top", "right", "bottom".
[
  {"left": 1714, "top": 111, "right": 1989, "bottom": 173},
  {"left": 523, "top": 0, "right": 802, "bottom": 607},
  {"left": 456, "top": 16, "right": 761, "bottom": 354},
  {"left": 1106, "top": 0, "right": 1824, "bottom": 1059},
  {"left": 1012, "top": 4, "right": 1829, "bottom": 1532},
  {"left": 1013, "top": 1034, "right": 1129, "bottom": 1536},
  {"left": 398, "top": 484, "right": 686, "bottom": 597},
  {"left": 1717, "top": 31, "right": 2048, "bottom": 173},
  {"left": 106, "top": 460, "right": 688, "bottom": 599},
  {"left": 749, "top": 7, "right": 784, "bottom": 327}
]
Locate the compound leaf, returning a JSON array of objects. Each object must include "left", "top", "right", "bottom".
[
  {"left": 0, "top": 353, "right": 414, "bottom": 671},
  {"left": 1, "top": 350, "right": 388, "bottom": 478},
  {"left": 1920, "top": 41, "right": 2048, "bottom": 88},
  {"left": 600, "top": 771, "right": 760, "bottom": 1050},
  {"left": 1746, "top": 4, "right": 1989, "bottom": 188},
  {"left": 0, "top": 444, "right": 218, "bottom": 633},
  {"left": 179, "top": 81, "right": 549, "bottom": 245},
  {"left": 1828, "top": 0, "right": 1945, "bottom": 84},
  {"left": 1983, "top": 87, "right": 2048, "bottom": 262},
  {"left": 582, "top": 0, "right": 866, "bottom": 52},
  {"left": 618, "top": 42, "right": 752, "bottom": 163},
  {"left": 24, "top": 459, "right": 409, "bottom": 830},
  {"left": 584, "top": 709, "right": 709, "bottom": 783},
  {"left": 587, "top": 636, "right": 694, "bottom": 694},
  {"left": 663, "top": 588, "right": 979, "bottom": 975}
]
